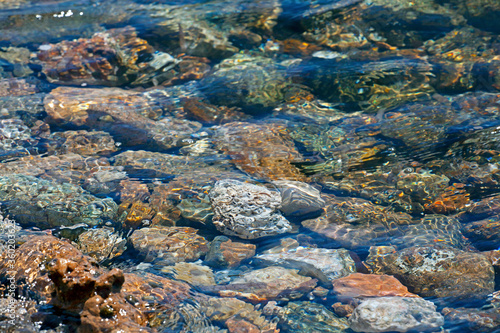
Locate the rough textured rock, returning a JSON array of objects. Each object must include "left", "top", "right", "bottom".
[
  {"left": 0, "top": 77, "right": 46, "bottom": 97},
  {"left": 273, "top": 180, "right": 325, "bottom": 217},
  {"left": 278, "top": 301, "right": 350, "bottom": 333},
  {"left": 201, "top": 54, "right": 293, "bottom": 109},
  {"left": 198, "top": 296, "right": 279, "bottom": 332},
  {"left": 161, "top": 262, "right": 216, "bottom": 286},
  {"left": 256, "top": 246, "right": 356, "bottom": 282},
  {"left": 0, "top": 175, "right": 117, "bottom": 228},
  {"left": 0, "top": 297, "right": 38, "bottom": 332},
  {"left": 364, "top": 245, "right": 495, "bottom": 301},
  {"left": 129, "top": 226, "right": 209, "bottom": 265},
  {"left": 37, "top": 26, "right": 180, "bottom": 87},
  {"left": 332, "top": 273, "right": 418, "bottom": 301},
  {"left": 199, "top": 266, "right": 317, "bottom": 303},
  {"left": 75, "top": 227, "right": 126, "bottom": 262},
  {"left": 44, "top": 86, "right": 201, "bottom": 150},
  {"left": 205, "top": 236, "right": 256, "bottom": 268},
  {"left": 47, "top": 130, "right": 119, "bottom": 156},
  {"left": 215, "top": 122, "right": 307, "bottom": 181},
  {"left": 302, "top": 195, "right": 413, "bottom": 249},
  {"left": 443, "top": 306, "right": 500, "bottom": 332},
  {"left": 349, "top": 297, "right": 444, "bottom": 333},
  {"left": 210, "top": 179, "right": 292, "bottom": 239}
]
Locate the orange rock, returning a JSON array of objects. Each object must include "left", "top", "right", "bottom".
[
  {"left": 332, "top": 273, "right": 418, "bottom": 300},
  {"left": 205, "top": 236, "right": 256, "bottom": 268},
  {"left": 226, "top": 317, "right": 260, "bottom": 333}
]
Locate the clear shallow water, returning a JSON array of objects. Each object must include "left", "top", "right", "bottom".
[{"left": 1, "top": 0, "right": 500, "bottom": 332}]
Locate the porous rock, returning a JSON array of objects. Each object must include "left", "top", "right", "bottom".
[{"left": 209, "top": 179, "right": 292, "bottom": 239}]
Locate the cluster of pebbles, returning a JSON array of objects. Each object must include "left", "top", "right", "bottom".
[{"left": 0, "top": 0, "right": 500, "bottom": 332}]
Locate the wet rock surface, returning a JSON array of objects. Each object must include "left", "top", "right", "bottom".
[
  {"left": 210, "top": 179, "right": 292, "bottom": 239},
  {"left": 1, "top": 0, "right": 500, "bottom": 331},
  {"left": 349, "top": 297, "right": 444, "bottom": 333},
  {"left": 129, "top": 226, "right": 210, "bottom": 265},
  {"left": 364, "top": 245, "right": 495, "bottom": 302}
]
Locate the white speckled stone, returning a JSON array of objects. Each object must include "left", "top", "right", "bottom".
[
  {"left": 209, "top": 179, "right": 291, "bottom": 239},
  {"left": 349, "top": 297, "right": 444, "bottom": 332}
]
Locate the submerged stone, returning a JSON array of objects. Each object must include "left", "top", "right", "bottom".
[
  {"left": 349, "top": 297, "right": 444, "bottom": 333},
  {"left": 364, "top": 245, "right": 495, "bottom": 302},
  {"left": 0, "top": 174, "right": 117, "bottom": 228},
  {"left": 205, "top": 236, "right": 256, "bottom": 268},
  {"left": 129, "top": 226, "right": 209, "bottom": 265},
  {"left": 256, "top": 246, "right": 356, "bottom": 282},
  {"left": 278, "top": 301, "right": 350, "bottom": 333},
  {"left": 210, "top": 179, "right": 292, "bottom": 239}
]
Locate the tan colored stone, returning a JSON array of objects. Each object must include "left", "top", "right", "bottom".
[
  {"left": 332, "top": 273, "right": 418, "bottom": 301},
  {"left": 226, "top": 317, "right": 260, "bottom": 333},
  {"left": 205, "top": 236, "right": 256, "bottom": 268},
  {"left": 129, "top": 226, "right": 209, "bottom": 265}
]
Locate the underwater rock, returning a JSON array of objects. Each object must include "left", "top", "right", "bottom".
[
  {"left": 199, "top": 296, "right": 279, "bottom": 332},
  {"left": 443, "top": 306, "right": 500, "bottom": 332},
  {"left": 0, "top": 297, "right": 38, "bottom": 332},
  {"left": 301, "top": 54, "right": 435, "bottom": 113},
  {"left": 37, "top": 26, "right": 180, "bottom": 87},
  {"left": 47, "top": 130, "right": 118, "bottom": 156},
  {"left": 75, "top": 227, "right": 127, "bottom": 262},
  {"left": 129, "top": 226, "right": 209, "bottom": 265},
  {"left": 161, "top": 262, "right": 216, "bottom": 286},
  {"left": 215, "top": 122, "right": 307, "bottom": 181},
  {"left": 332, "top": 273, "right": 418, "bottom": 301},
  {"left": 278, "top": 301, "right": 350, "bottom": 333},
  {"left": 201, "top": 54, "right": 293, "bottom": 110},
  {"left": 0, "top": 118, "right": 38, "bottom": 161},
  {"left": 302, "top": 195, "right": 412, "bottom": 249},
  {"left": 199, "top": 266, "right": 317, "bottom": 303},
  {"left": 0, "top": 77, "right": 47, "bottom": 97},
  {"left": 183, "top": 98, "right": 251, "bottom": 125},
  {"left": 205, "top": 236, "right": 256, "bottom": 268},
  {"left": 364, "top": 245, "right": 495, "bottom": 302},
  {"left": 113, "top": 150, "right": 211, "bottom": 177},
  {"left": 44, "top": 86, "right": 201, "bottom": 150},
  {"left": 273, "top": 180, "right": 325, "bottom": 217},
  {"left": 349, "top": 297, "right": 444, "bottom": 333},
  {"left": 0, "top": 174, "right": 117, "bottom": 228},
  {"left": 255, "top": 246, "right": 356, "bottom": 282},
  {"left": 210, "top": 179, "right": 292, "bottom": 239},
  {"left": 446, "top": 0, "right": 500, "bottom": 33}
]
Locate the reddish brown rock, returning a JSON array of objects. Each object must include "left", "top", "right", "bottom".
[
  {"left": 226, "top": 317, "right": 260, "bottom": 333},
  {"left": 205, "top": 236, "right": 256, "bottom": 268},
  {"left": 37, "top": 26, "right": 155, "bottom": 86},
  {"left": 364, "top": 245, "right": 495, "bottom": 302},
  {"left": 183, "top": 98, "right": 250, "bottom": 124},
  {"left": 443, "top": 306, "right": 500, "bottom": 332},
  {"left": 0, "top": 77, "right": 43, "bottom": 97},
  {"left": 215, "top": 121, "right": 307, "bottom": 181},
  {"left": 0, "top": 235, "right": 193, "bottom": 332},
  {"left": 332, "top": 273, "right": 418, "bottom": 301},
  {"left": 47, "top": 130, "right": 118, "bottom": 156},
  {"left": 129, "top": 226, "right": 209, "bottom": 265},
  {"left": 199, "top": 266, "right": 317, "bottom": 303},
  {"left": 44, "top": 87, "right": 201, "bottom": 150}
]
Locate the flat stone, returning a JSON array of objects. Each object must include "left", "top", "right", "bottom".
[
  {"left": 273, "top": 180, "right": 325, "bottom": 216},
  {"left": 129, "top": 226, "right": 209, "bottom": 265},
  {"left": 332, "top": 273, "right": 418, "bottom": 301},
  {"left": 349, "top": 297, "right": 444, "bottom": 333},
  {"left": 205, "top": 236, "right": 256, "bottom": 268},
  {"left": 0, "top": 174, "right": 117, "bottom": 228},
  {"left": 161, "top": 262, "right": 216, "bottom": 286},
  {"left": 256, "top": 246, "right": 356, "bottom": 282},
  {"left": 199, "top": 266, "right": 317, "bottom": 303}
]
